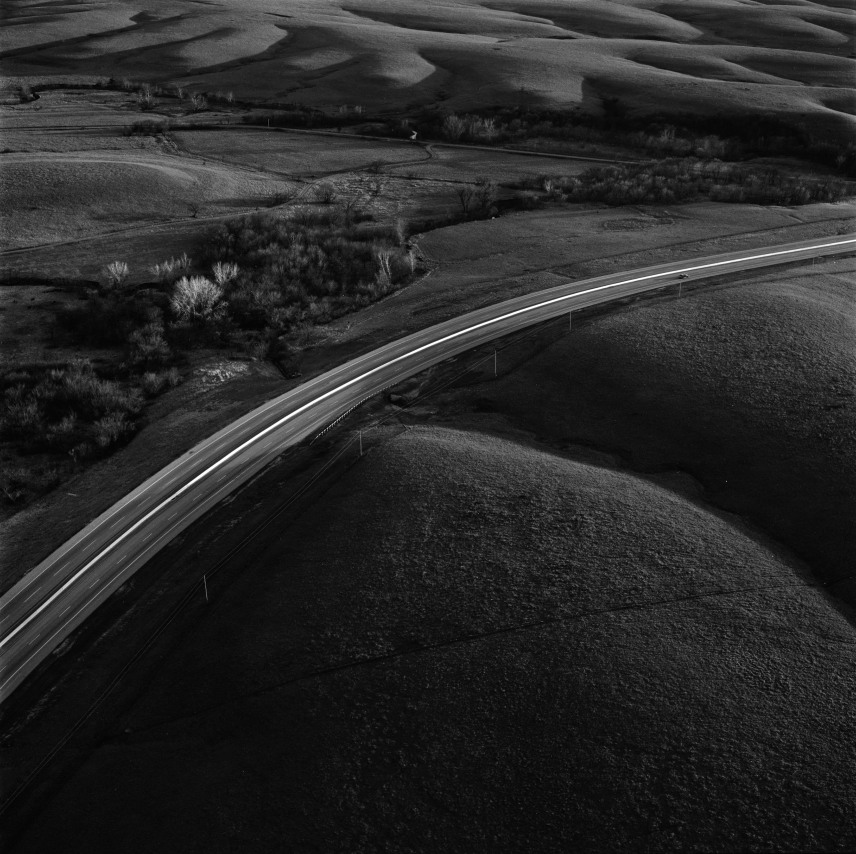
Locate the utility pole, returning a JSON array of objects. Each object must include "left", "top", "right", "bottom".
[{"left": 203, "top": 574, "right": 209, "bottom": 603}]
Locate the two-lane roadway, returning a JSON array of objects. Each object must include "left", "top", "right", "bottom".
[{"left": 1, "top": 234, "right": 854, "bottom": 702}]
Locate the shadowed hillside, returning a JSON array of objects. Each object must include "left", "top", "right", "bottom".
[
  {"left": 4, "top": 0, "right": 854, "bottom": 139},
  {"left": 9, "top": 426, "right": 855, "bottom": 853}
]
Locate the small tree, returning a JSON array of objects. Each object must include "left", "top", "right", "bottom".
[
  {"left": 442, "top": 114, "right": 467, "bottom": 142},
  {"left": 127, "top": 322, "right": 171, "bottom": 369},
  {"left": 104, "top": 260, "right": 130, "bottom": 290},
  {"left": 150, "top": 259, "right": 176, "bottom": 283},
  {"left": 137, "top": 84, "right": 157, "bottom": 111},
  {"left": 211, "top": 261, "right": 239, "bottom": 287},
  {"left": 341, "top": 196, "right": 362, "bottom": 224},
  {"left": 190, "top": 93, "right": 208, "bottom": 112},
  {"left": 456, "top": 185, "right": 476, "bottom": 215},
  {"left": 171, "top": 276, "right": 224, "bottom": 323},
  {"left": 375, "top": 249, "right": 393, "bottom": 289},
  {"left": 314, "top": 183, "right": 336, "bottom": 204},
  {"left": 474, "top": 177, "right": 497, "bottom": 213}
]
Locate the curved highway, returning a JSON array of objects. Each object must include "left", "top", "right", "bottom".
[{"left": 1, "top": 234, "right": 854, "bottom": 702}]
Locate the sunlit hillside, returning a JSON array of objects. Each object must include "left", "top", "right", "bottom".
[{"left": 4, "top": 0, "right": 855, "bottom": 137}]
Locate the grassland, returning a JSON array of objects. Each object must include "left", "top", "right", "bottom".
[
  {"left": 4, "top": 0, "right": 854, "bottom": 144},
  {"left": 436, "top": 258, "right": 856, "bottom": 597},
  {"left": 6, "top": 426, "right": 854, "bottom": 852},
  {"left": 2, "top": 193, "right": 853, "bottom": 588},
  {"left": 1, "top": 6, "right": 855, "bottom": 849}
]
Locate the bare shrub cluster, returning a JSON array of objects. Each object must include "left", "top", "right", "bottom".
[
  {"left": 456, "top": 177, "right": 498, "bottom": 216},
  {"left": 408, "top": 106, "right": 856, "bottom": 177},
  {"left": 123, "top": 119, "right": 170, "bottom": 137},
  {"left": 150, "top": 253, "right": 192, "bottom": 284},
  {"left": 171, "top": 276, "right": 225, "bottom": 323},
  {"left": 441, "top": 113, "right": 500, "bottom": 143},
  {"left": 0, "top": 360, "right": 143, "bottom": 462},
  {"left": 202, "top": 206, "right": 422, "bottom": 371},
  {"left": 527, "top": 159, "right": 852, "bottom": 206}
]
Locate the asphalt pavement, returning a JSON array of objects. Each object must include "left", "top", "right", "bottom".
[{"left": 1, "top": 234, "right": 854, "bottom": 702}]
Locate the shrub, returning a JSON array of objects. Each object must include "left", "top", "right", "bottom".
[
  {"left": 0, "top": 463, "right": 61, "bottom": 505},
  {"left": 442, "top": 114, "right": 467, "bottom": 142},
  {"left": 204, "top": 207, "right": 423, "bottom": 338},
  {"left": 456, "top": 185, "right": 476, "bottom": 215},
  {"left": 151, "top": 258, "right": 177, "bottom": 282},
  {"left": 375, "top": 248, "right": 393, "bottom": 289},
  {"left": 0, "top": 394, "right": 41, "bottom": 439},
  {"left": 151, "top": 253, "right": 192, "bottom": 283},
  {"left": 140, "top": 367, "right": 181, "bottom": 397},
  {"left": 124, "top": 119, "right": 168, "bottom": 137},
  {"left": 532, "top": 159, "right": 852, "bottom": 207},
  {"left": 92, "top": 412, "right": 132, "bottom": 449},
  {"left": 104, "top": 260, "right": 130, "bottom": 289},
  {"left": 0, "top": 361, "right": 143, "bottom": 457},
  {"left": 212, "top": 261, "right": 239, "bottom": 287},
  {"left": 0, "top": 465, "right": 29, "bottom": 504},
  {"left": 171, "top": 276, "right": 224, "bottom": 323},
  {"left": 314, "top": 183, "right": 337, "bottom": 204},
  {"left": 137, "top": 84, "right": 158, "bottom": 110},
  {"left": 127, "top": 322, "right": 171, "bottom": 369}
]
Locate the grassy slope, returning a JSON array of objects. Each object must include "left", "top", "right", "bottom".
[
  {"left": 10, "top": 426, "right": 855, "bottom": 853},
  {"left": 441, "top": 260, "right": 856, "bottom": 598},
  {"left": 0, "top": 151, "right": 295, "bottom": 249},
  {"left": 3, "top": 1, "right": 854, "bottom": 140},
  {"left": 2, "top": 202, "right": 852, "bottom": 589}
]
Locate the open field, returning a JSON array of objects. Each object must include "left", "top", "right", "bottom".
[
  {"left": 0, "top": 150, "right": 298, "bottom": 249},
  {"left": 5, "top": 426, "right": 854, "bottom": 852},
  {"left": 2, "top": 6, "right": 855, "bottom": 844},
  {"left": 3, "top": 1, "right": 854, "bottom": 140}
]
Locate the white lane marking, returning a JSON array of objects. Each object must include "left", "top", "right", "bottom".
[
  {"left": 88, "top": 579, "right": 100, "bottom": 588},
  {"left": 2, "top": 236, "right": 854, "bottom": 654},
  {"left": 3, "top": 604, "right": 92, "bottom": 689},
  {"left": 117, "top": 554, "right": 127, "bottom": 564},
  {"left": 18, "top": 233, "right": 824, "bottom": 595},
  {"left": 9, "top": 468, "right": 242, "bottom": 679},
  {"left": 24, "top": 587, "right": 41, "bottom": 602},
  {"left": 27, "top": 634, "right": 40, "bottom": 646}
]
